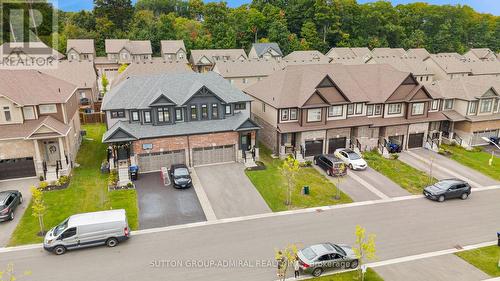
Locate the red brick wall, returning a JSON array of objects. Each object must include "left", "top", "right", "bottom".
[{"left": 132, "top": 132, "right": 239, "bottom": 154}]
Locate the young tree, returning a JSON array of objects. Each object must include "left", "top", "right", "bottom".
[
  {"left": 353, "top": 225, "right": 377, "bottom": 281},
  {"left": 101, "top": 74, "right": 109, "bottom": 95},
  {"left": 334, "top": 163, "right": 346, "bottom": 200},
  {"left": 274, "top": 244, "right": 298, "bottom": 281},
  {"left": 118, "top": 64, "right": 128, "bottom": 74},
  {"left": 280, "top": 155, "right": 299, "bottom": 207},
  {"left": 31, "top": 186, "right": 47, "bottom": 236}
]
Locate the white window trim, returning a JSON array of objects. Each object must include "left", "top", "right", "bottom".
[
  {"left": 307, "top": 108, "right": 322, "bottom": 122},
  {"left": 39, "top": 104, "right": 57, "bottom": 114},
  {"left": 387, "top": 103, "right": 402, "bottom": 115},
  {"left": 411, "top": 103, "right": 425, "bottom": 115}
]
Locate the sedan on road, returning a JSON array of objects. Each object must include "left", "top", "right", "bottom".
[
  {"left": 297, "top": 243, "right": 358, "bottom": 277},
  {"left": 423, "top": 179, "right": 471, "bottom": 202},
  {"left": 0, "top": 190, "right": 23, "bottom": 222},
  {"left": 170, "top": 164, "right": 193, "bottom": 189},
  {"left": 334, "top": 148, "right": 367, "bottom": 170}
]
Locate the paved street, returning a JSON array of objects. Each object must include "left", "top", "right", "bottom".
[
  {"left": 135, "top": 173, "right": 206, "bottom": 229},
  {"left": 0, "top": 178, "right": 38, "bottom": 246},
  {"left": 400, "top": 148, "right": 499, "bottom": 188},
  {"left": 195, "top": 163, "right": 271, "bottom": 219},
  {"left": 376, "top": 254, "right": 489, "bottom": 281},
  {"left": 1, "top": 188, "right": 499, "bottom": 281}
]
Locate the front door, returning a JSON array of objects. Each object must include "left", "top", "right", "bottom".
[
  {"left": 44, "top": 141, "right": 60, "bottom": 165},
  {"left": 240, "top": 133, "right": 250, "bottom": 151}
]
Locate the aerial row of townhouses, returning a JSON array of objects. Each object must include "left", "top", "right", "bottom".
[{"left": 0, "top": 39, "right": 499, "bottom": 184}]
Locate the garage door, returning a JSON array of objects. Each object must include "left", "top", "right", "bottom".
[
  {"left": 0, "top": 157, "right": 36, "bottom": 180},
  {"left": 305, "top": 140, "right": 324, "bottom": 157},
  {"left": 192, "top": 145, "right": 235, "bottom": 166},
  {"left": 471, "top": 130, "right": 499, "bottom": 146},
  {"left": 328, "top": 137, "right": 346, "bottom": 154},
  {"left": 137, "top": 150, "right": 186, "bottom": 173},
  {"left": 408, "top": 133, "right": 424, "bottom": 149}
]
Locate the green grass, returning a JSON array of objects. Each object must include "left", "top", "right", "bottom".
[
  {"left": 9, "top": 124, "right": 139, "bottom": 246},
  {"left": 441, "top": 144, "right": 500, "bottom": 181},
  {"left": 303, "top": 268, "right": 384, "bottom": 281},
  {"left": 455, "top": 245, "right": 500, "bottom": 277},
  {"left": 363, "top": 151, "right": 438, "bottom": 194},
  {"left": 245, "top": 145, "right": 352, "bottom": 212}
]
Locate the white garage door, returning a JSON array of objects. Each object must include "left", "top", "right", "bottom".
[
  {"left": 137, "top": 150, "right": 186, "bottom": 173},
  {"left": 471, "top": 130, "right": 499, "bottom": 146},
  {"left": 192, "top": 145, "right": 235, "bottom": 167}
]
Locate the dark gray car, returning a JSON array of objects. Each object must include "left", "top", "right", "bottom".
[
  {"left": 169, "top": 164, "right": 192, "bottom": 189},
  {"left": 0, "top": 190, "right": 23, "bottom": 222},
  {"left": 297, "top": 243, "right": 358, "bottom": 277},
  {"left": 423, "top": 179, "right": 471, "bottom": 202}
]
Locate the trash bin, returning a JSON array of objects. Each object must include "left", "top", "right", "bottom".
[
  {"left": 303, "top": 186, "right": 310, "bottom": 195},
  {"left": 497, "top": 232, "right": 500, "bottom": 247},
  {"left": 129, "top": 165, "right": 139, "bottom": 181}
]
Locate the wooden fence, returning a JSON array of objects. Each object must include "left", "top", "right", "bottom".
[{"left": 80, "top": 112, "right": 106, "bottom": 124}]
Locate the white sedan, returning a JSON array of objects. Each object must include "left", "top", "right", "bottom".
[{"left": 334, "top": 148, "right": 368, "bottom": 170}]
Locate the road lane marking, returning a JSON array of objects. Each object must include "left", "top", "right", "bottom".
[
  {"left": 190, "top": 168, "right": 217, "bottom": 221},
  {"left": 348, "top": 172, "right": 390, "bottom": 199},
  {"left": 2, "top": 187, "right": 500, "bottom": 253},
  {"left": 405, "top": 150, "right": 485, "bottom": 188}
]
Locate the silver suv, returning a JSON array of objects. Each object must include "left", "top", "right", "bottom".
[{"left": 297, "top": 243, "right": 358, "bottom": 277}]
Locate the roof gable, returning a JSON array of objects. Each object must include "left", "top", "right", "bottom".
[
  {"left": 409, "top": 86, "right": 433, "bottom": 101},
  {"left": 235, "top": 118, "right": 260, "bottom": 131},
  {"left": 315, "top": 76, "right": 350, "bottom": 104},
  {"left": 303, "top": 92, "right": 329, "bottom": 107},
  {"left": 482, "top": 88, "right": 498, "bottom": 98},
  {"left": 150, "top": 94, "right": 175, "bottom": 106},
  {"left": 183, "top": 85, "right": 226, "bottom": 105},
  {"left": 103, "top": 126, "right": 137, "bottom": 142}
]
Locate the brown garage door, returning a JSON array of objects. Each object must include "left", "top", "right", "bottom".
[
  {"left": 408, "top": 133, "right": 424, "bottom": 149},
  {"left": 305, "top": 140, "right": 324, "bottom": 157},
  {"left": 328, "top": 137, "right": 346, "bottom": 154},
  {"left": 0, "top": 157, "right": 36, "bottom": 180},
  {"left": 137, "top": 150, "right": 186, "bottom": 173},
  {"left": 192, "top": 145, "right": 235, "bottom": 166}
]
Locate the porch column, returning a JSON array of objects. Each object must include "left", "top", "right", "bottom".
[
  {"left": 33, "top": 139, "right": 43, "bottom": 175},
  {"left": 58, "top": 137, "right": 68, "bottom": 171}
]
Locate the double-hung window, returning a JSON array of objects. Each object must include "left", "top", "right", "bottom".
[
  {"left": 468, "top": 101, "right": 478, "bottom": 115},
  {"left": 281, "top": 109, "right": 289, "bottom": 121},
  {"left": 388, "top": 103, "right": 402, "bottom": 115},
  {"left": 191, "top": 105, "right": 198, "bottom": 120},
  {"left": 307, "top": 108, "right": 322, "bottom": 122},
  {"left": 347, "top": 104, "right": 354, "bottom": 115},
  {"left": 3, "top": 106, "right": 11, "bottom": 122},
  {"left": 431, "top": 100, "right": 439, "bottom": 111},
  {"left": 412, "top": 103, "right": 425, "bottom": 115},
  {"left": 374, "top": 104, "right": 382, "bottom": 115},
  {"left": 157, "top": 107, "right": 170, "bottom": 123},
  {"left": 131, "top": 111, "right": 139, "bottom": 121},
  {"left": 201, "top": 104, "right": 208, "bottom": 120},
  {"left": 366, "top": 105, "right": 374, "bottom": 116},
  {"left": 355, "top": 103, "right": 363, "bottom": 114},
  {"left": 212, "top": 104, "right": 218, "bottom": 119},
  {"left": 175, "top": 108, "right": 183, "bottom": 121},
  {"left": 328, "top": 105, "right": 343, "bottom": 117},
  {"left": 289, "top": 108, "right": 298, "bottom": 120},
  {"left": 444, "top": 99, "right": 454, "bottom": 110},
  {"left": 143, "top": 111, "right": 151, "bottom": 123},
  {"left": 480, "top": 98, "right": 493, "bottom": 113}
]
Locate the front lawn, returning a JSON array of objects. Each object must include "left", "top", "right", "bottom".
[
  {"left": 303, "top": 268, "right": 384, "bottom": 281},
  {"left": 363, "top": 151, "right": 437, "bottom": 194},
  {"left": 441, "top": 144, "right": 500, "bottom": 181},
  {"left": 9, "top": 124, "right": 139, "bottom": 246},
  {"left": 455, "top": 245, "right": 500, "bottom": 277},
  {"left": 245, "top": 145, "right": 352, "bottom": 212}
]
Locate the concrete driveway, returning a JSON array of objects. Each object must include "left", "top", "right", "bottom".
[
  {"left": 0, "top": 177, "right": 38, "bottom": 246},
  {"left": 375, "top": 254, "right": 489, "bottom": 281},
  {"left": 194, "top": 163, "right": 271, "bottom": 219},
  {"left": 400, "top": 148, "right": 499, "bottom": 188},
  {"left": 135, "top": 173, "right": 206, "bottom": 230}
]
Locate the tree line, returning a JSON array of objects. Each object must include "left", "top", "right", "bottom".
[{"left": 4, "top": 0, "right": 500, "bottom": 57}]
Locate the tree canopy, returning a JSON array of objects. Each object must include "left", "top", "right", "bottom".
[{"left": 46, "top": 0, "right": 500, "bottom": 55}]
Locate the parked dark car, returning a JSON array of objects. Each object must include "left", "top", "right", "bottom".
[
  {"left": 169, "top": 164, "right": 192, "bottom": 189},
  {"left": 297, "top": 243, "right": 358, "bottom": 277},
  {"left": 423, "top": 179, "right": 471, "bottom": 202},
  {"left": 0, "top": 190, "right": 23, "bottom": 222},
  {"left": 313, "top": 154, "right": 348, "bottom": 177}
]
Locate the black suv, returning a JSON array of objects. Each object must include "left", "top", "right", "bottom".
[
  {"left": 423, "top": 179, "right": 471, "bottom": 202},
  {"left": 0, "top": 190, "right": 23, "bottom": 222},
  {"left": 169, "top": 164, "right": 193, "bottom": 189},
  {"left": 313, "top": 154, "right": 348, "bottom": 177}
]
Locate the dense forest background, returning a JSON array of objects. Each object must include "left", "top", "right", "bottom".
[{"left": 3, "top": 0, "right": 499, "bottom": 56}]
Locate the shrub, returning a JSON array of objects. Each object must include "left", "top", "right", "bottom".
[
  {"left": 390, "top": 153, "right": 399, "bottom": 160},
  {"left": 58, "top": 175, "right": 70, "bottom": 185},
  {"left": 471, "top": 147, "right": 482, "bottom": 153},
  {"left": 126, "top": 182, "right": 134, "bottom": 188},
  {"left": 108, "top": 170, "right": 118, "bottom": 186},
  {"left": 39, "top": 181, "right": 49, "bottom": 190},
  {"left": 39, "top": 176, "right": 45, "bottom": 181}
]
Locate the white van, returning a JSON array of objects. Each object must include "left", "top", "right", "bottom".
[{"left": 43, "top": 209, "right": 130, "bottom": 255}]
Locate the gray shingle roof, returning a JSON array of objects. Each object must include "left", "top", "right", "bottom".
[
  {"left": 102, "top": 108, "right": 259, "bottom": 142},
  {"left": 252, "top": 43, "right": 283, "bottom": 57},
  {"left": 102, "top": 72, "right": 252, "bottom": 110}
]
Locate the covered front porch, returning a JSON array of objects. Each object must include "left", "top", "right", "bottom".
[{"left": 31, "top": 136, "right": 72, "bottom": 182}]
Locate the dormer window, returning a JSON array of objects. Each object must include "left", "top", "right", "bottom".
[
  {"left": 143, "top": 111, "right": 151, "bottom": 123},
  {"left": 411, "top": 103, "right": 425, "bottom": 115},
  {"left": 201, "top": 104, "right": 208, "bottom": 120},
  {"left": 157, "top": 107, "right": 170, "bottom": 123},
  {"left": 480, "top": 98, "right": 493, "bottom": 113},
  {"left": 131, "top": 111, "right": 139, "bottom": 121},
  {"left": 3, "top": 106, "right": 11, "bottom": 122},
  {"left": 191, "top": 105, "right": 198, "bottom": 120},
  {"left": 212, "top": 104, "right": 218, "bottom": 119}
]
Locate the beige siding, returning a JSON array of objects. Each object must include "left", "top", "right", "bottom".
[
  {"left": 0, "top": 97, "right": 23, "bottom": 124},
  {"left": 251, "top": 98, "right": 278, "bottom": 126},
  {"left": 0, "top": 139, "right": 34, "bottom": 159}
]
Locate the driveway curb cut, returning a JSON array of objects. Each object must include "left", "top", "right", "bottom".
[{"left": 190, "top": 168, "right": 217, "bottom": 221}]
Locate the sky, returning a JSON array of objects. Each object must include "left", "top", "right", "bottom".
[{"left": 49, "top": 0, "right": 499, "bottom": 15}]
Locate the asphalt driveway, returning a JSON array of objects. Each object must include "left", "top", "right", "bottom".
[
  {"left": 195, "top": 163, "right": 271, "bottom": 219},
  {"left": 400, "top": 148, "right": 499, "bottom": 188},
  {"left": 0, "top": 178, "right": 38, "bottom": 246},
  {"left": 135, "top": 173, "right": 206, "bottom": 230}
]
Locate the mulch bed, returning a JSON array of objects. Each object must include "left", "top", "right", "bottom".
[{"left": 40, "top": 182, "right": 70, "bottom": 192}]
